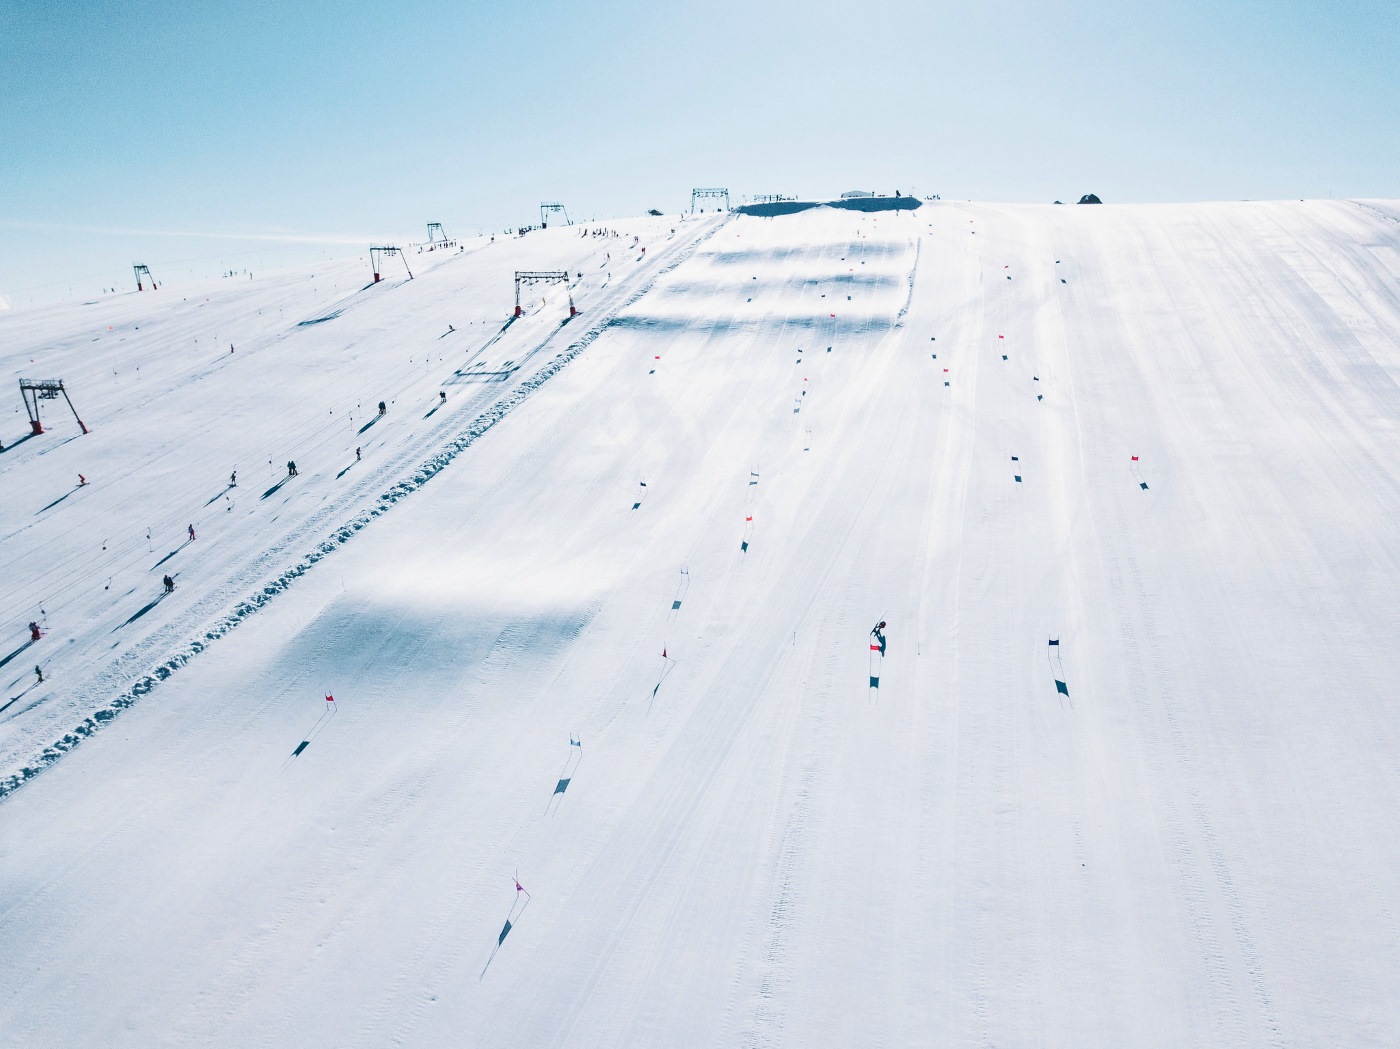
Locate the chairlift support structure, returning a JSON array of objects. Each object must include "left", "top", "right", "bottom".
[
  {"left": 539, "top": 202, "right": 571, "bottom": 228},
  {"left": 691, "top": 187, "right": 730, "bottom": 213},
  {"left": 19, "top": 378, "right": 87, "bottom": 435},
  {"left": 426, "top": 222, "right": 448, "bottom": 243},
  {"left": 514, "top": 270, "right": 575, "bottom": 318},
  {"left": 133, "top": 263, "right": 157, "bottom": 291},
  {"left": 369, "top": 246, "right": 413, "bottom": 283}
]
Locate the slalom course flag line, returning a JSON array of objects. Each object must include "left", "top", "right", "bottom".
[
  {"left": 868, "top": 620, "right": 887, "bottom": 692},
  {"left": 1047, "top": 639, "right": 1072, "bottom": 706},
  {"left": 669, "top": 567, "right": 690, "bottom": 616},
  {"left": 1129, "top": 455, "right": 1149, "bottom": 490},
  {"left": 650, "top": 647, "right": 678, "bottom": 707},
  {"left": 284, "top": 691, "right": 339, "bottom": 766},
  {"left": 481, "top": 874, "right": 532, "bottom": 979},
  {"left": 548, "top": 736, "right": 583, "bottom": 814}
]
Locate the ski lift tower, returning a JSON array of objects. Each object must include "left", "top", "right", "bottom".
[
  {"left": 514, "top": 271, "right": 575, "bottom": 318},
  {"left": 539, "top": 202, "right": 571, "bottom": 228},
  {"left": 369, "top": 246, "right": 413, "bottom": 283},
  {"left": 691, "top": 187, "right": 730, "bottom": 213},
  {"left": 427, "top": 222, "right": 448, "bottom": 244},
  {"left": 19, "top": 378, "right": 88, "bottom": 435},
  {"left": 133, "top": 263, "right": 157, "bottom": 291}
]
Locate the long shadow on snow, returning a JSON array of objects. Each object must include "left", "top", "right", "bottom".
[
  {"left": 610, "top": 313, "right": 898, "bottom": 335},
  {"left": 0, "top": 432, "right": 38, "bottom": 455},
  {"left": 36, "top": 488, "right": 80, "bottom": 514},
  {"left": 0, "top": 639, "right": 36, "bottom": 671},
  {"left": 0, "top": 683, "right": 39, "bottom": 717},
  {"left": 152, "top": 541, "right": 191, "bottom": 568},
  {"left": 117, "top": 592, "right": 168, "bottom": 629}
]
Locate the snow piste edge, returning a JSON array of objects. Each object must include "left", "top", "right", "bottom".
[{"left": 0, "top": 216, "right": 732, "bottom": 803}]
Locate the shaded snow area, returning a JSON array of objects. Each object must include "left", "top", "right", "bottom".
[{"left": 2, "top": 201, "right": 1398, "bottom": 1047}]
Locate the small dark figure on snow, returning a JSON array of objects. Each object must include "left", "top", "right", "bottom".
[
  {"left": 29, "top": 621, "right": 41, "bottom": 642},
  {"left": 230, "top": 470, "right": 237, "bottom": 487},
  {"left": 871, "top": 620, "right": 887, "bottom": 656},
  {"left": 163, "top": 574, "right": 174, "bottom": 594},
  {"left": 35, "top": 665, "right": 43, "bottom": 684},
  {"left": 287, "top": 461, "right": 298, "bottom": 477},
  {"left": 188, "top": 524, "right": 196, "bottom": 541},
  {"left": 78, "top": 474, "right": 87, "bottom": 486},
  {"left": 439, "top": 390, "right": 446, "bottom": 403},
  {"left": 378, "top": 401, "right": 387, "bottom": 416},
  {"left": 355, "top": 446, "right": 361, "bottom": 461}
]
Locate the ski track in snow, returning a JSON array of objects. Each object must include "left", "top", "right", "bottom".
[
  {"left": 0, "top": 217, "right": 729, "bottom": 798},
  {"left": 1, "top": 200, "right": 1398, "bottom": 1048}
]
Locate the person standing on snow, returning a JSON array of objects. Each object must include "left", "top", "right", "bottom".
[
  {"left": 163, "top": 574, "right": 174, "bottom": 593},
  {"left": 35, "top": 665, "right": 43, "bottom": 684},
  {"left": 188, "top": 524, "right": 196, "bottom": 542},
  {"left": 29, "top": 621, "right": 41, "bottom": 642}
]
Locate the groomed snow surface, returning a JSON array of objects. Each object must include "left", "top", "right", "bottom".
[{"left": 2, "top": 201, "right": 1398, "bottom": 1047}]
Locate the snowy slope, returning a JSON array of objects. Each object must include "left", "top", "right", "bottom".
[
  {"left": 2, "top": 200, "right": 1399, "bottom": 1048},
  {"left": 0, "top": 214, "right": 718, "bottom": 791}
]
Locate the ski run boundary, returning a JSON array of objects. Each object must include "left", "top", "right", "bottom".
[{"left": 0, "top": 217, "right": 730, "bottom": 801}]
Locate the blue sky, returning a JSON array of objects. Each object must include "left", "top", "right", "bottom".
[{"left": 3, "top": 0, "right": 1396, "bottom": 304}]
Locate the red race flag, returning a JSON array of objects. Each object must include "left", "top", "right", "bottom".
[{"left": 1131, "top": 455, "right": 1139, "bottom": 461}]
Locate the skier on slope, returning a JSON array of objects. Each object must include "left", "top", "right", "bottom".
[
  {"left": 35, "top": 665, "right": 43, "bottom": 684},
  {"left": 163, "top": 574, "right": 174, "bottom": 594},
  {"left": 29, "top": 621, "right": 42, "bottom": 642},
  {"left": 871, "top": 620, "right": 887, "bottom": 656},
  {"left": 188, "top": 524, "right": 196, "bottom": 542}
]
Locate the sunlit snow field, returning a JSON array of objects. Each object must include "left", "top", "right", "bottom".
[{"left": 2, "top": 200, "right": 1398, "bottom": 1047}]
